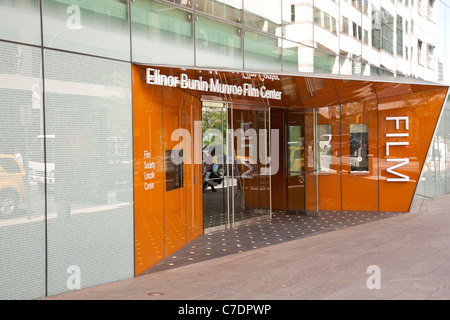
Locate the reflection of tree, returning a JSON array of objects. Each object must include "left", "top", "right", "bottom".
[{"left": 202, "top": 108, "right": 226, "bottom": 146}]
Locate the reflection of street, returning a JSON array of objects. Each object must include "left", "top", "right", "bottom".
[
  {"left": 0, "top": 181, "right": 131, "bottom": 227},
  {"left": 318, "top": 151, "right": 333, "bottom": 172}
]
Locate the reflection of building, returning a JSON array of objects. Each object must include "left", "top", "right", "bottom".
[
  {"left": 286, "top": 0, "right": 440, "bottom": 80},
  {"left": 0, "top": 0, "right": 449, "bottom": 300}
]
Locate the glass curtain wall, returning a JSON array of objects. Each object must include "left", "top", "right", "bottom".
[
  {"left": 128, "top": 0, "right": 448, "bottom": 81},
  {"left": 0, "top": 0, "right": 134, "bottom": 300}
]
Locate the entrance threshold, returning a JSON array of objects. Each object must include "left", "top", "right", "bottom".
[{"left": 204, "top": 214, "right": 271, "bottom": 234}]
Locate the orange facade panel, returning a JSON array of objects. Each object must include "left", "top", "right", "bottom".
[
  {"left": 133, "top": 66, "right": 165, "bottom": 275},
  {"left": 378, "top": 87, "right": 448, "bottom": 212},
  {"left": 133, "top": 65, "right": 203, "bottom": 276}
]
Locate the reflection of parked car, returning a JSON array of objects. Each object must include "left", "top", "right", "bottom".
[
  {"left": 350, "top": 133, "right": 369, "bottom": 157},
  {"left": 0, "top": 155, "right": 27, "bottom": 215},
  {"left": 350, "top": 138, "right": 361, "bottom": 157},
  {"left": 28, "top": 135, "right": 55, "bottom": 189},
  {"left": 319, "top": 134, "right": 332, "bottom": 154}
]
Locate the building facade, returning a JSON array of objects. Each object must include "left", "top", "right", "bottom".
[{"left": 0, "top": 0, "right": 448, "bottom": 299}]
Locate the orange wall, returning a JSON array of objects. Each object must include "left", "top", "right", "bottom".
[
  {"left": 274, "top": 83, "right": 447, "bottom": 214},
  {"left": 340, "top": 99, "right": 379, "bottom": 211},
  {"left": 133, "top": 67, "right": 165, "bottom": 275},
  {"left": 378, "top": 87, "right": 448, "bottom": 212},
  {"left": 133, "top": 65, "right": 203, "bottom": 276}
]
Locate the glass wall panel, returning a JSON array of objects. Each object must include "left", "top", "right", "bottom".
[
  {"left": 423, "top": 147, "right": 436, "bottom": 197},
  {"left": 196, "top": 15, "right": 243, "bottom": 69},
  {"left": 315, "top": 106, "right": 342, "bottom": 211},
  {"left": 314, "top": 49, "right": 338, "bottom": 74},
  {"left": 244, "top": 0, "right": 282, "bottom": 36},
  {"left": 0, "top": 0, "right": 42, "bottom": 46},
  {"left": 131, "top": 0, "right": 194, "bottom": 66},
  {"left": 313, "top": 0, "right": 340, "bottom": 56},
  {"left": 435, "top": 117, "right": 447, "bottom": 195},
  {"left": 339, "top": 0, "right": 362, "bottom": 68},
  {"left": 366, "top": 0, "right": 382, "bottom": 71},
  {"left": 282, "top": 39, "right": 299, "bottom": 72},
  {"left": 230, "top": 106, "right": 270, "bottom": 223},
  {"left": 244, "top": 30, "right": 282, "bottom": 71},
  {"left": 446, "top": 109, "right": 450, "bottom": 193},
  {"left": 196, "top": 0, "right": 242, "bottom": 23},
  {"left": 44, "top": 50, "right": 134, "bottom": 296},
  {"left": 283, "top": 0, "right": 314, "bottom": 46},
  {"left": 0, "top": 41, "right": 46, "bottom": 299},
  {"left": 42, "top": 0, "right": 130, "bottom": 61}
]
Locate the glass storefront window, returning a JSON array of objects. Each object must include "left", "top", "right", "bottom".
[
  {"left": 131, "top": 0, "right": 194, "bottom": 66},
  {"left": 42, "top": 0, "right": 130, "bottom": 61},
  {"left": 195, "top": 15, "right": 243, "bottom": 69},
  {"left": 44, "top": 49, "right": 134, "bottom": 296},
  {"left": 0, "top": 0, "right": 42, "bottom": 46},
  {"left": 350, "top": 123, "right": 369, "bottom": 172}
]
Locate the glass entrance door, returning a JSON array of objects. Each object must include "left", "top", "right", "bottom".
[
  {"left": 202, "top": 102, "right": 271, "bottom": 231},
  {"left": 202, "top": 102, "right": 229, "bottom": 230}
]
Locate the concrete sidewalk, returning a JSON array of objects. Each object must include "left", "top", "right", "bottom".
[{"left": 44, "top": 194, "right": 450, "bottom": 300}]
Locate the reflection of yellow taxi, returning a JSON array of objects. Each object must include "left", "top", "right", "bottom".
[
  {"left": 0, "top": 155, "right": 27, "bottom": 215},
  {"left": 289, "top": 146, "right": 304, "bottom": 172}
]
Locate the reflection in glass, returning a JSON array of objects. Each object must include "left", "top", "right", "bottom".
[
  {"left": 195, "top": 15, "right": 242, "bottom": 69},
  {"left": 350, "top": 123, "right": 369, "bottom": 172},
  {"left": 196, "top": 0, "right": 241, "bottom": 23},
  {"left": 42, "top": 0, "right": 130, "bottom": 60},
  {"left": 0, "top": 0, "right": 41, "bottom": 45},
  {"left": 282, "top": 0, "right": 313, "bottom": 45},
  {"left": 315, "top": 124, "right": 332, "bottom": 172},
  {"left": 44, "top": 50, "right": 134, "bottom": 296},
  {"left": 132, "top": 0, "right": 194, "bottom": 65},
  {"left": 244, "top": 30, "right": 282, "bottom": 70},
  {"left": 0, "top": 42, "right": 45, "bottom": 299},
  {"left": 166, "top": 150, "right": 183, "bottom": 191},
  {"left": 287, "top": 124, "right": 304, "bottom": 176},
  {"left": 231, "top": 107, "right": 270, "bottom": 223},
  {"left": 244, "top": 0, "right": 281, "bottom": 35},
  {"left": 202, "top": 103, "right": 227, "bottom": 229},
  {"left": 314, "top": 49, "right": 338, "bottom": 74}
]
